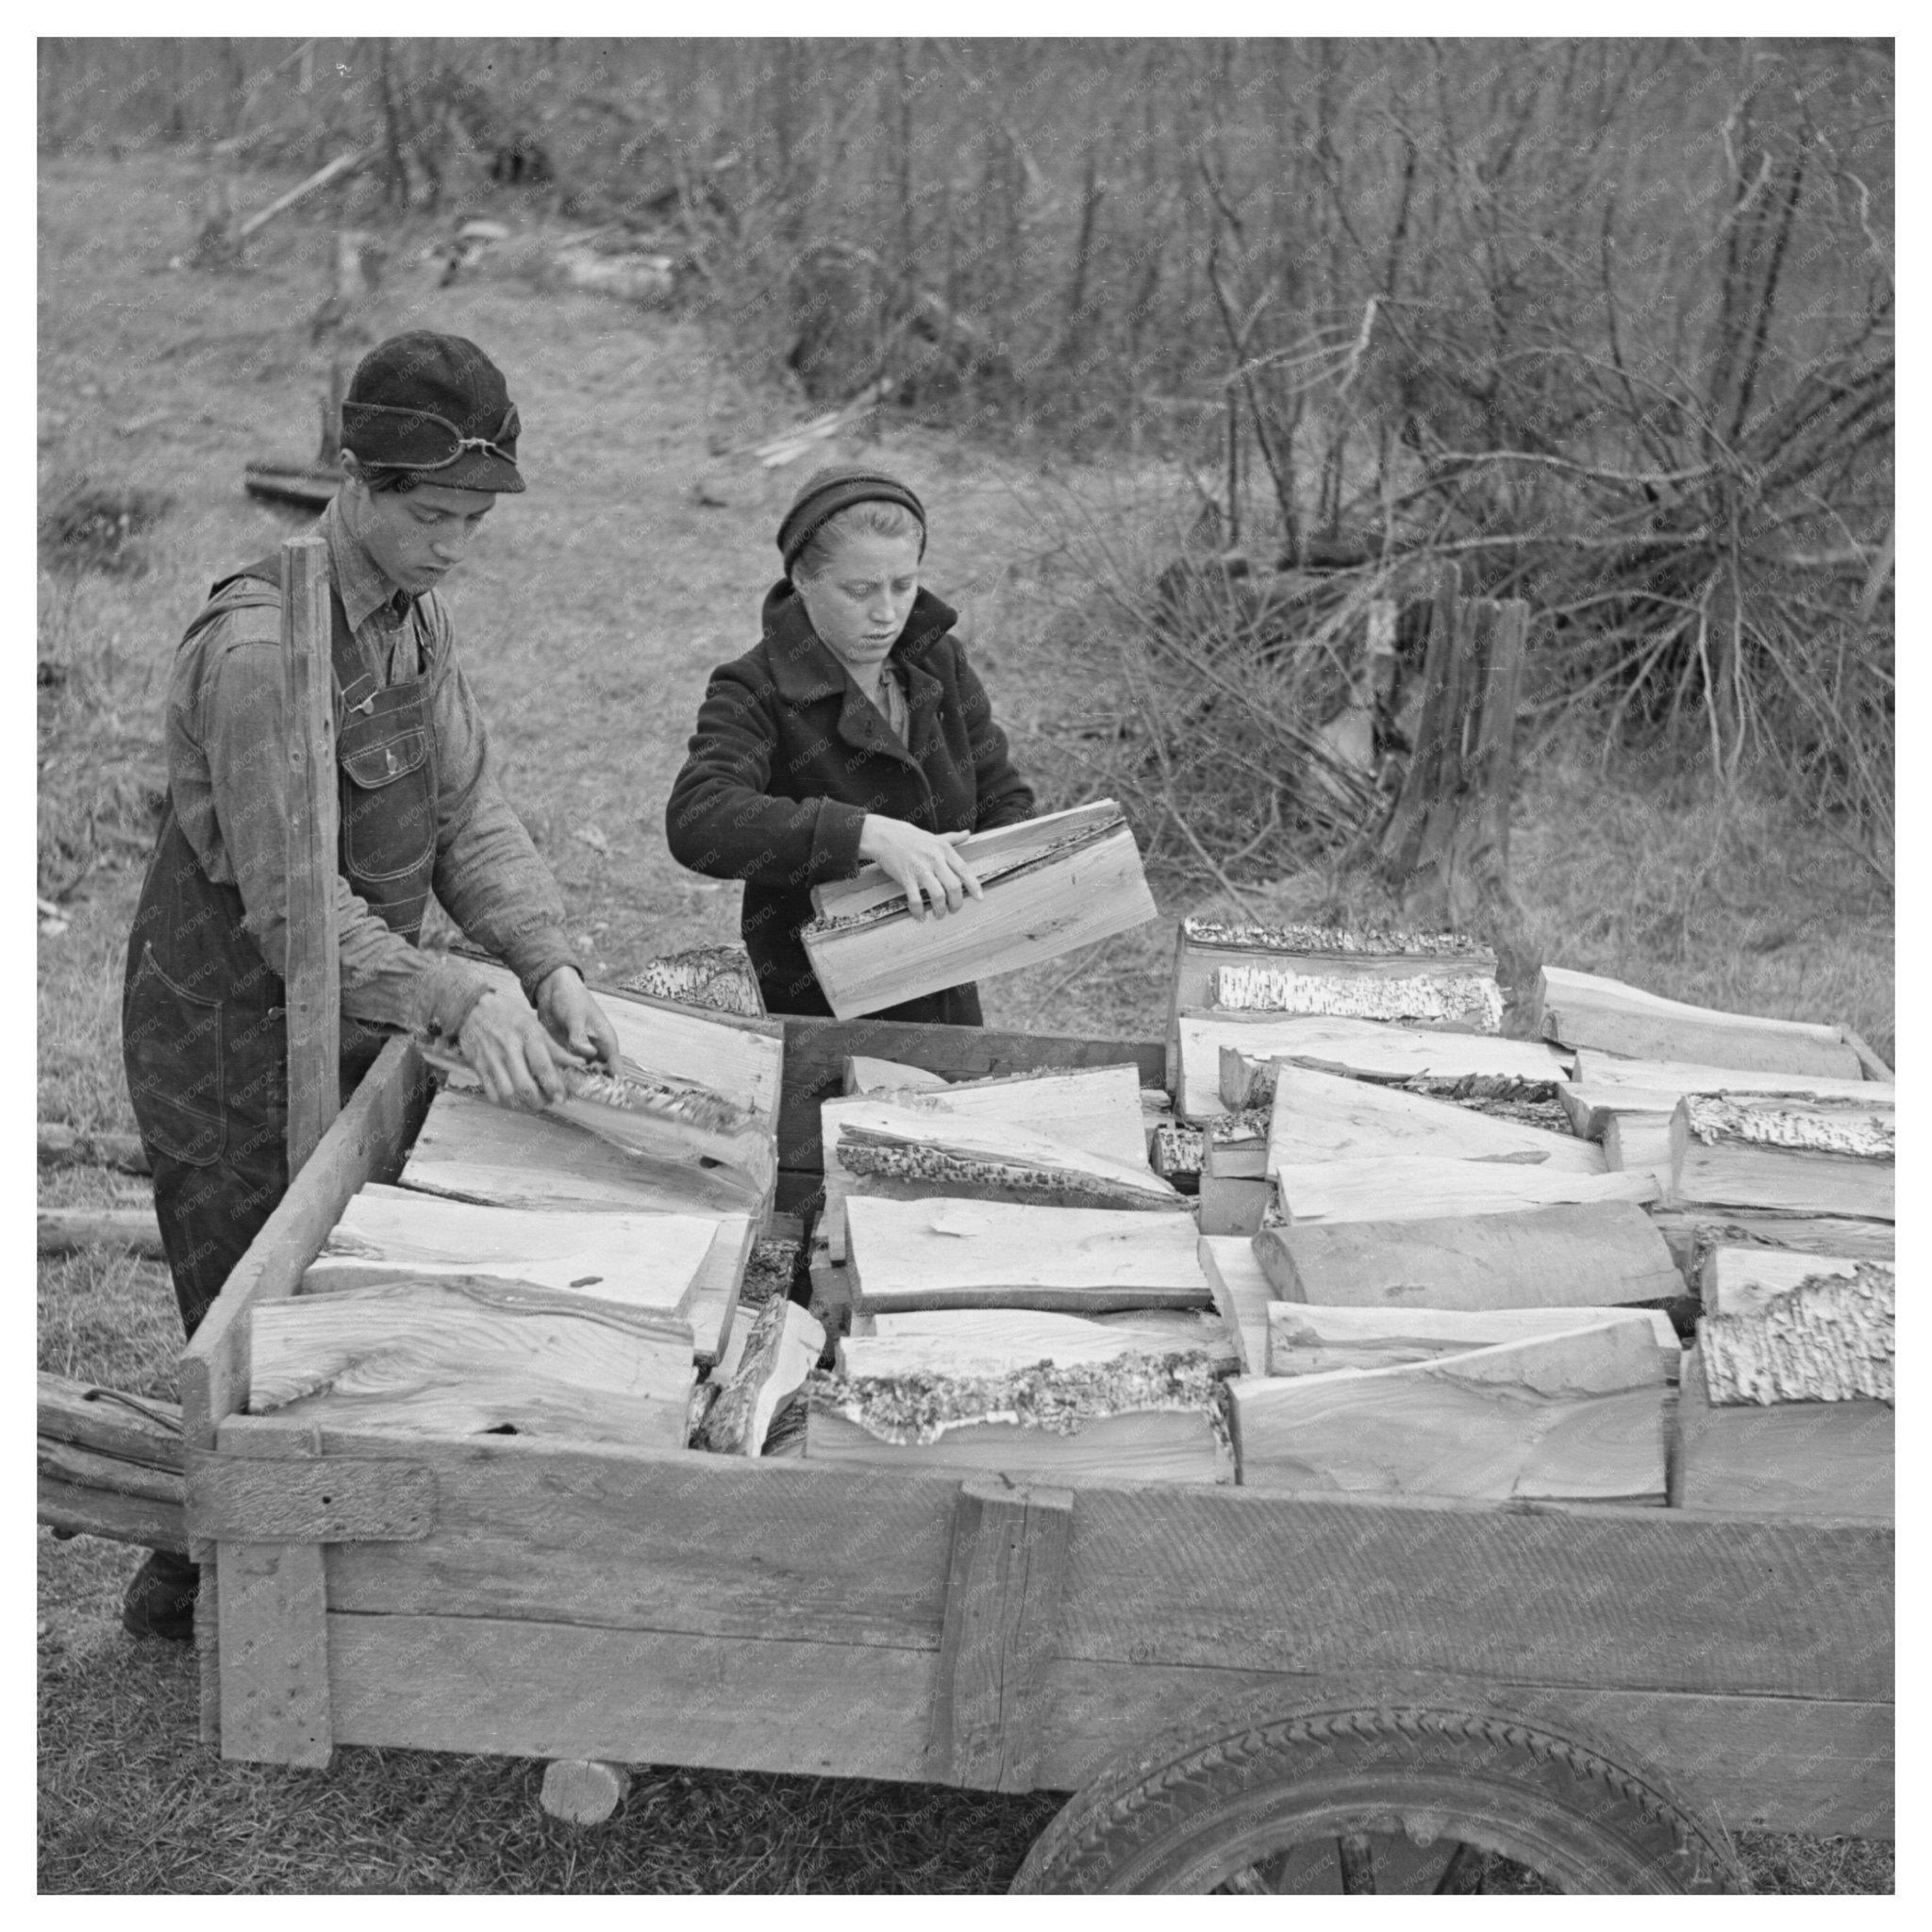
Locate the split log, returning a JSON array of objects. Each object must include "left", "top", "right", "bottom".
[
  {"left": 802, "top": 802, "right": 1157, "bottom": 1018},
  {"left": 844, "top": 1196, "right": 1211, "bottom": 1315},
  {"left": 38, "top": 1124, "right": 149, "bottom": 1174},
  {"left": 1669, "top": 1097, "right": 1894, "bottom": 1221},
  {"left": 1166, "top": 915, "right": 1499, "bottom": 1081},
  {"left": 247, "top": 1279, "right": 696, "bottom": 1448},
  {"left": 818, "top": 1065, "right": 1157, "bottom": 1259},
  {"left": 38, "top": 1373, "right": 187, "bottom": 1552},
  {"left": 1699, "top": 1245, "right": 1862, "bottom": 1319},
  {"left": 692, "top": 1297, "right": 825, "bottom": 1456},
  {"left": 1700, "top": 1262, "right": 1893, "bottom": 1407},
  {"left": 1178, "top": 1012, "right": 1568, "bottom": 1120},
  {"left": 1603, "top": 1108, "right": 1674, "bottom": 1181},
  {"left": 399, "top": 1087, "right": 761, "bottom": 1222},
  {"left": 1646, "top": 1208, "right": 1894, "bottom": 1287},
  {"left": 1569, "top": 1051, "right": 1890, "bottom": 1107},
  {"left": 1198, "top": 1173, "right": 1268, "bottom": 1237},
  {"left": 1196, "top": 1236, "right": 1274, "bottom": 1375},
  {"left": 840, "top": 1307, "right": 1232, "bottom": 1377},
  {"left": 1264, "top": 1063, "right": 1605, "bottom": 1176},
  {"left": 1266, "top": 1303, "right": 1680, "bottom": 1380},
  {"left": 805, "top": 1351, "right": 1231, "bottom": 1484},
  {"left": 1257, "top": 1200, "right": 1681, "bottom": 1310},
  {"left": 621, "top": 944, "right": 763, "bottom": 1018},
  {"left": 1529, "top": 967, "right": 1865, "bottom": 1079},
  {"left": 422, "top": 1040, "right": 774, "bottom": 1210},
  {"left": 1149, "top": 1120, "right": 1204, "bottom": 1180},
  {"left": 1272, "top": 1156, "right": 1657, "bottom": 1225},
  {"left": 1555, "top": 1082, "right": 1681, "bottom": 1142},
  {"left": 1201, "top": 1109, "right": 1270, "bottom": 1179},
  {"left": 1225, "top": 1049, "right": 1558, "bottom": 1115},
  {"left": 1673, "top": 1339, "right": 1891, "bottom": 1521},
  {"left": 38, "top": 1207, "right": 164, "bottom": 1258},
  {"left": 304, "top": 1189, "right": 720, "bottom": 1320},
  {"left": 1231, "top": 1318, "right": 1667, "bottom": 1504}
]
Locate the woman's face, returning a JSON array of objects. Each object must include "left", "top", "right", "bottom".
[{"left": 795, "top": 530, "right": 923, "bottom": 682}]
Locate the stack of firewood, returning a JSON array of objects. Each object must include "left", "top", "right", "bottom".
[
  {"left": 242, "top": 952, "right": 788, "bottom": 1452},
  {"left": 1172, "top": 922, "right": 1893, "bottom": 1517}
]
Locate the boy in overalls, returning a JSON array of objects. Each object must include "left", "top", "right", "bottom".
[{"left": 120, "top": 331, "right": 619, "bottom": 1639}]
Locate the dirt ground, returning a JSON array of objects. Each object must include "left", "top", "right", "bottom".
[{"left": 37, "top": 153, "right": 1893, "bottom": 1894}]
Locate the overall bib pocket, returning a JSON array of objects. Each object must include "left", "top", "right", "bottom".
[{"left": 340, "top": 724, "right": 433, "bottom": 881}]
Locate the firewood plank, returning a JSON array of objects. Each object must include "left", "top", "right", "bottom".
[
  {"left": 845, "top": 1195, "right": 1211, "bottom": 1313},
  {"left": 804, "top": 818, "right": 1157, "bottom": 1019},
  {"left": 693, "top": 1299, "right": 825, "bottom": 1456},
  {"left": 1699, "top": 1245, "right": 1861, "bottom": 1318},
  {"left": 1669, "top": 1097, "right": 1894, "bottom": 1221},
  {"left": 1230, "top": 1320, "right": 1667, "bottom": 1503},
  {"left": 1533, "top": 967, "right": 1865, "bottom": 1077},
  {"left": 1197, "top": 1236, "right": 1274, "bottom": 1375},
  {"left": 1266, "top": 1062, "right": 1605, "bottom": 1174},
  {"left": 924, "top": 1480, "right": 1074, "bottom": 1790},
  {"left": 1274, "top": 1156, "right": 1656, "bottom": 1224},
  {"left": 1267, "top": 1302, "right": 1680, "bottom": 1379},
  {"left": 1257, "top": 1201, "right": 1681, "bottom": 1309}
]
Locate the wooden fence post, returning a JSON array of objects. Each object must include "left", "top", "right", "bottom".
[{"left": 281, "top": 536, "right": 340, "bottom": 1174}]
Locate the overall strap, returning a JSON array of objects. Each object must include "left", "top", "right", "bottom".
[{"left": 224, "top": 554, "right": 381, "bottom": 716}]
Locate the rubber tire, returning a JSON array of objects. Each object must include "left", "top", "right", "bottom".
[{"left": 1010, "top": 1699, "right": 1744, "bottom": 1894}]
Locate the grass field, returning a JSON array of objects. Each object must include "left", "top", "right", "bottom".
[{"left": 37, "top": 153, "right": 1893, "bottom": 1895}]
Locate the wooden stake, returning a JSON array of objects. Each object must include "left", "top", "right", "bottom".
[{"left": 281, "top": 537, "right": 340, "bottom": 1175}]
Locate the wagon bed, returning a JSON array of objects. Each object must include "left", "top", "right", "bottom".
[{"left": 178, "top": 1017, "right": 1893, "bottom": 1890}]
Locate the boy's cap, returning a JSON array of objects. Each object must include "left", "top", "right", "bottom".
[
  {"left": 777, "top": 464, "right": 924, "bottom": 572},
  {"left": 341, "top": 331, "right": 525, "bottom": 493}
]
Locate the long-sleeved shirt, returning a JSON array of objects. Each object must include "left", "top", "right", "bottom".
[{"left": 163, "top": 494, "right": 577, "bottom": 1039}]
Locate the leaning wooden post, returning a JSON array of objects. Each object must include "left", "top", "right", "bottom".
[{"left": 281, "top": 536, "right": 340, "bottom": 1174}]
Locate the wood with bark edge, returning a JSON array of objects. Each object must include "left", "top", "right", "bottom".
[
  {"left": 1531, "top": 966, "right": 1865, "bottom": 1079},
  {"left": 1698, "top": 1263, "right": 1892, "bottom": 1407},
  {"left": 1265, "top": 1061, "right": 1606, "bottom": 1176},
  {"left": 774, "top": 1014, "right": 1163, "bottom": 1174},
  {"left": 1167, "top": 913, "right": 1500, "bottom": 1087},
  {"left": 1257, "top": 1200, "right": 1681, "bottom": 1309},
  {"left": 1668, "top": 1097, "right": 1894, "bottom": 1221},
  {"left": 807, "top": 1404, "right": 1230, "bottom": 1484},
  {"left": 924, "top": 1480, "right": 1074, "bottom": 1790},
  {"left": 1570, "top": 1050, "right": 1891, "bottom": 1106},
  {"left": 1266, "top": 1302, "right": 1681, "bottom": 1380},
  {"left": 693, "top": 1298, "right": 825, "bottom": 1456},
  {"left": 804, "top": 819, "right": 1158, "bottom": 1019},
  {"left": 1229, "top": 1319, "right": 1667, "bottom": 1504},
  {"left": 1647, "top": 1207, "right": 1894, "bottom": 1288},
  {"left": 1699, "top": 1246, "right": 1861, "bottom": 1319},
  {"left": 1178, "top": 1012, "right": 1568, "bottom": 1120},
  {"left": 840, "top": 1308, "right": 1235, "bottom": 1377},
  {"left": 1672, "top": 1342, "right": 1892, "bottom": 1522},
  {"left": 1272, "top": 1156, "right": 1656, "bottom": 1224}
]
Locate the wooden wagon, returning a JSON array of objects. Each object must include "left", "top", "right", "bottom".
[{"left": 176, "top": 1015, "right": 1893, "bottom": 1894}]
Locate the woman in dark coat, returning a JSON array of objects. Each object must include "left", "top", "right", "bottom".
[{"left": 665, "top": 466, "right": 1034, "bottom": 1024}]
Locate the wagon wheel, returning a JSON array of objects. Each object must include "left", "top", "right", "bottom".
[{"left": 1010, "top": 1701, "right": 1744, "bottom": 1895}]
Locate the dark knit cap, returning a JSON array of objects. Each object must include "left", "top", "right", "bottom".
[
  {"left": 776, "top": 464, "right": 925, "bottom": 573},
  {"left": 341, "top": 331, "right": 525, "bottom": 493}
]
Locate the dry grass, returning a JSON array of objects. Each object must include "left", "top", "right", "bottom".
[{"left": 38, "top": 152, "right": 1890, "bottom": 1895}]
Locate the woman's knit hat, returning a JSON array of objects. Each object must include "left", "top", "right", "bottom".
[{"left": 776, "top": 464, "right": 926, "bottom": 574}]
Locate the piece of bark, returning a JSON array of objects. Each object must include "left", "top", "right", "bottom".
[
  {"left": 1265, "top": 1062, "right": 1605, "bottom": 1176},
  {"left": 844, "top": 1196, "right": 1211, "bottom": 1315},
  {"left": 1530, "top": 967, "right": 1865, "bottom": 1078},
  {"left": 621, "top": 944, "right": 763, "bottom": 1017},
  {"left": 247, "top": 1279, "right": 695, "bottom": 1448},
  {"left": 1669, "top": 1098, "right": 1894, "bottom": 1222},
  {"left": 1257, "top": 1200, "right": 1681, "bottom": 1310},
  {"left": 1273, "top": 1156, "right": 1656, "bottom": 1225},
  {"left": 1699, "top": 1245, "right": 1862, "bottom": 1320},
  {"left": 693, "top": 1297, "right": 825, "bottom": 1456},
  {"left": 1211, "top": 963, "right": 1504, "bottom": 1032},
  {"left": 1698, "top": 1263, "right": 1893, "bottom": 1406},
  {"left": 1230, "top": 1319, "right": 1667, "bottom": 1504},
  {"left": 1266, "top": 1302, "right": 1679, "bottom": 1380}
]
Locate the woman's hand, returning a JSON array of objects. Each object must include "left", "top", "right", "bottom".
[
  {"left": 458, "top": 986, "right": 579, "bottom": 1111},
  {"left": 857, "top": 816, "right": 984, "bottom": 922}
]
